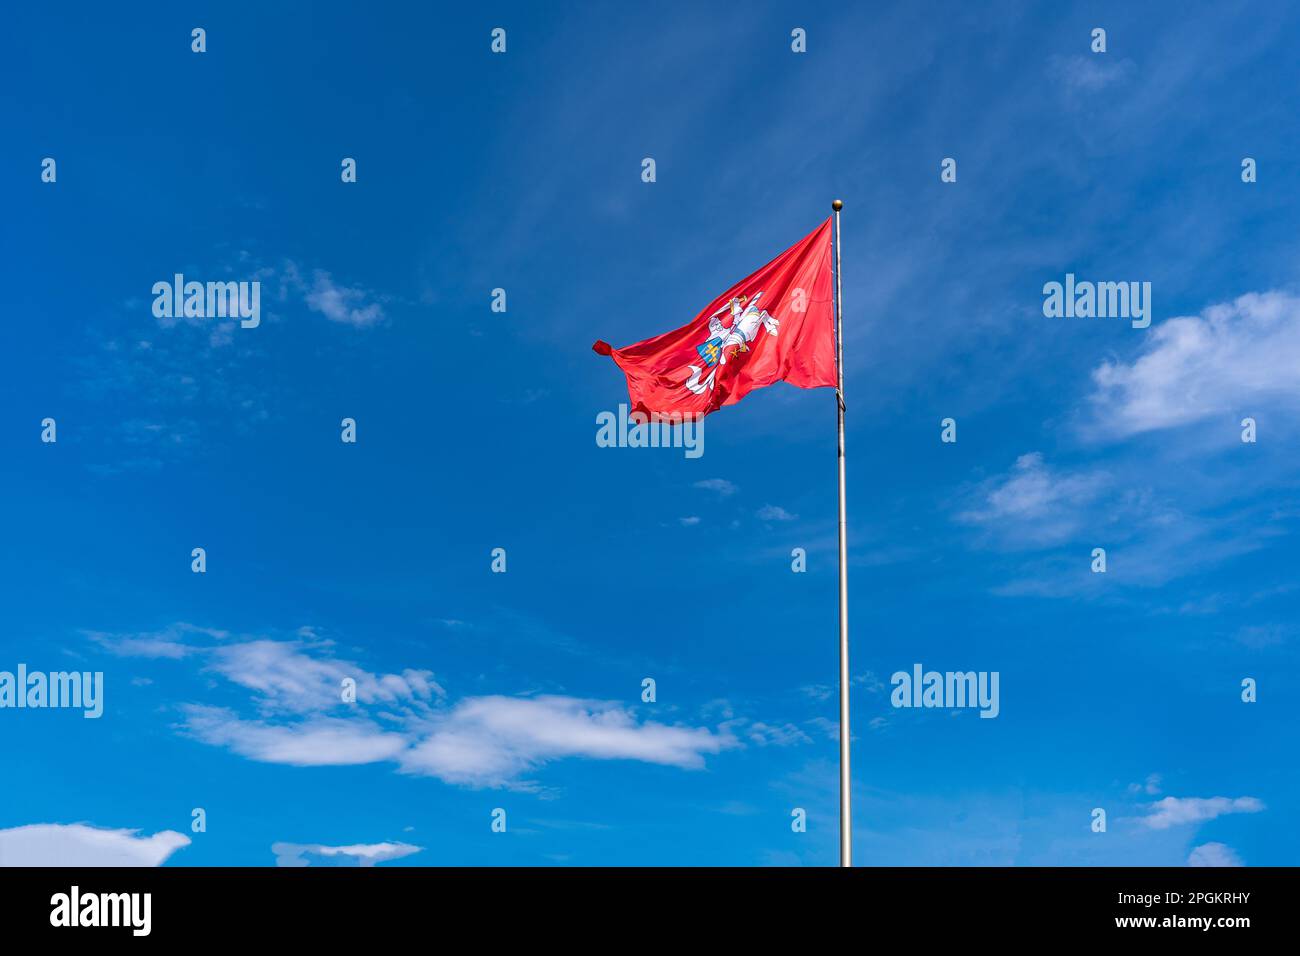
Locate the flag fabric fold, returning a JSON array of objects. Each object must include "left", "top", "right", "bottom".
[{"left": 592, "top": 217, "right": 838, "bottom": 418}]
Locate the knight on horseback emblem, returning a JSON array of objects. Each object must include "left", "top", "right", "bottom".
[{"left": 684, "top": 291, "right": 779, "bottom": 394}]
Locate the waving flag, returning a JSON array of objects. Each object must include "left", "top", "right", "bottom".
[
  {"left": 592, "top": 217, "right": 838, "bottom": 418},
  {"left": 594, "top": 201, "right": 854, "bottom": 869}
]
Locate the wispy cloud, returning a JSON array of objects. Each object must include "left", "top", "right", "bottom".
[
  {"left": 1047, "top": 54, "right": 1137, "bottom": 97},
  {"left": 1087, "top": 291, "right": 1300, "bottom": 439},
  {"left": 1138, "top": 795, "right": 1265, "bottom": 830},
  {"left": 92, "top": 627, "right": 736, "bottom": 789},
  {"left": 86, "top": 623, "right": 226, "bottom": 659},
  {"left": 694, "top": 478, "right": 737, "bottom": 496},
  {"left": 729, "top": 720, "right": 812, "bottom": 747},
  {"left": 182, "top": 706, "right": 411, "bottom": 766},
  {"left": 957, "top": 452, "right": 1109, "bottom": 547},
  {"left": 272, "top": 841, "right": 421, "bottom": 867},
  {"left": 1128, "top": 773, "right": 1162, "bottom": 796},
  {"left": 301, "top": 269, "right": 385, "bottom": 327},
  {"left": 208, "top": 639, "right": 444, "bottom": 714},
  {"left": 400, "top": 695, "right": 735, "bottom": 787}
]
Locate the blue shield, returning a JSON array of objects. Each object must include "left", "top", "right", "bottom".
[{"left": 696, "top": 337, "right": 723, "bottom": 367}]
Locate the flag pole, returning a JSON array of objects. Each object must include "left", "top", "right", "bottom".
[{"left": 831, "top": 198, "right": 851, "bottom": 868}]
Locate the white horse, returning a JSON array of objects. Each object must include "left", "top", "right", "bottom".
[
  {"left": 710, "top": 291, "right": 779, "bottom": 355},
  {"left": 685, "top": 292, "right": 779, "bottom": 394}
]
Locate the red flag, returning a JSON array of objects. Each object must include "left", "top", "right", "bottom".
[{"left": 593, "top": 217, "right": 837, "bottom": 418}]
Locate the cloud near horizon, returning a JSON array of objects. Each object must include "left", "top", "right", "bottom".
[
  {"left": 0, "top": 823, "right": 190, "bottom": 867},
  {"left": 272, "top": 841, "right": 421, "bottom": 867},
  {"left": 1187, "top": 842, "right": 1244, "bottom": 867}
]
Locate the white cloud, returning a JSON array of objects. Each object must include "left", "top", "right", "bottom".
[
  {"left": 182, "top": 705, "right": 411, "bottom": 766},
  {"left": 1128, "top": 773, "right": 1162, "bottom": 796},
  {"left": 800, "top": 684, "right": 834, "bottom": 702},
  {"left": 757, "top": 504, "right": 798, "bottom": 522},
  {"left": 1139, "top": 795, "right": 1265, "bottom": 830},
  {"left": 805, "top": 716, "right": 840, "bottom": 740},
  {"left": 0, "top": 823, "right": 189, "bottom": 867},
  {"left": 399, "top": 695, "right": 735, "bottom": 788},
  {"left": 957, "top": 452, "right": 1109, "bottom": 546},
  {"left": 854, "top": 671, "right": 885, "bottom": 694},
  {"left": 1088, "top": 291, "right": 1300, "bottom": 438},
  {"left": 735, "top": 720, "right": 812, "bottom": 747},
  {"left": 272, "top": 841, "right": 421, "bottom": 867},
  {"left": 1187, "top": 842, "right": 1243, "bottom": 867},
  {"left": 100, "top": 628, "right": 734, "bottom": 789},
  {"left": 86, "top": 622, "right": 226, "bottom": 659},
  {"left": 694, "top": 478, "right": 737, "bottom": 496},
  {"left": 93, "top": 634, "right": 191, "bottom": 658},
  {"left": 207, "top": 639, "right": 444, "bottom": 714},
  {"left": 303, "top": 270, "right": 384, "bottom": 327},
  {"left": 92, "top": 628, "right": 444, "bottom": 716},
  {"left": 678, "top": 516, "right": 701, "bottom": 526}
]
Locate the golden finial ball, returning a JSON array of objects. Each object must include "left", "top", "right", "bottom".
[{"left": 832, "top": 199, "right": 843, "bottom": 211}]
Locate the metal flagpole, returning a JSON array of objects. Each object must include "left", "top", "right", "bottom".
[{"left": 831, "top": 198, "right": 851, "bottom": 868}]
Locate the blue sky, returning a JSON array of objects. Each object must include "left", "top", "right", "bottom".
[{"left": 1, "top": 1, "right": 1297, "bottom": 866}]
